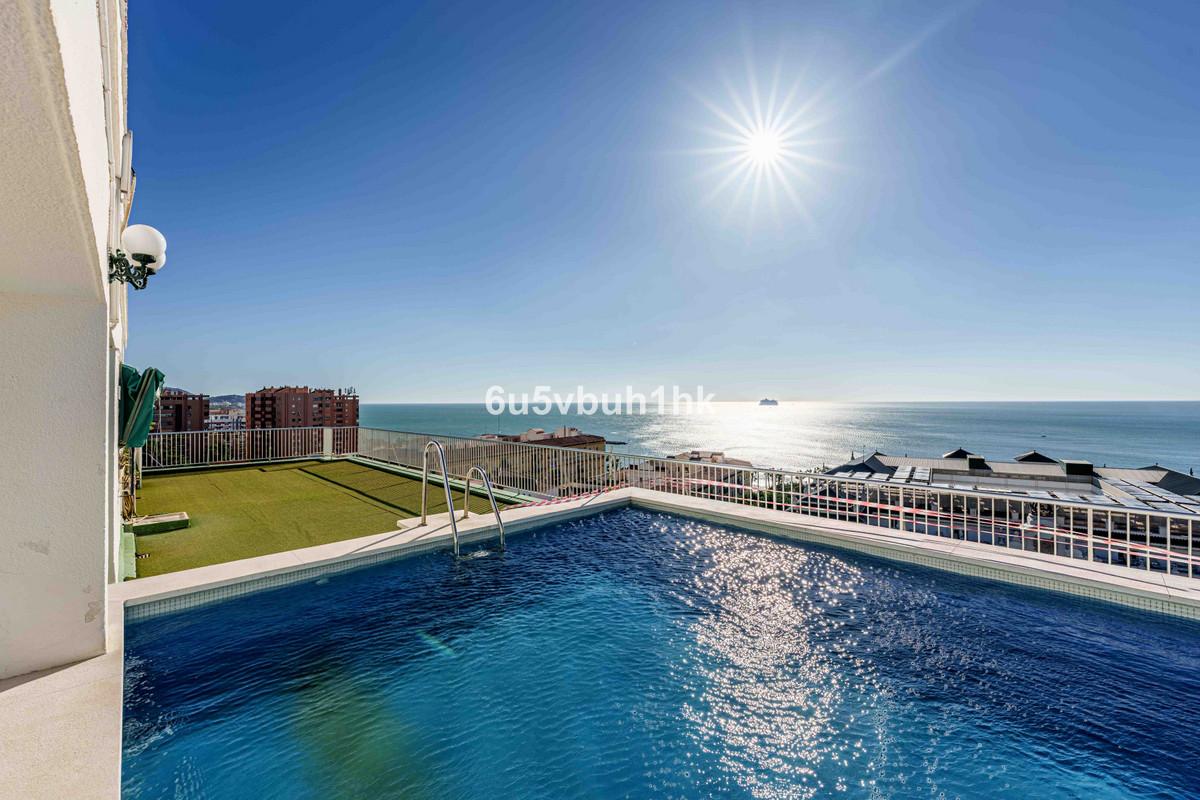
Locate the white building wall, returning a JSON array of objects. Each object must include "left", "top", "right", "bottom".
[
  {"left": 0, "top": 296, "right": 112, "bottom": 676},
  {"left": 0, "top": 0, "right": 128, "bottom": 679},
  {"left": 50, "top": 0, "right": 116, "bottom": 276}
]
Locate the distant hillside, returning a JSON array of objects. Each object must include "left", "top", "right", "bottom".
[
  {"left": 160, "top": 387, "right": 244, "bottom": 405},
  {"left": 210, "top": 394, "right": 245, "bottom": 406}
]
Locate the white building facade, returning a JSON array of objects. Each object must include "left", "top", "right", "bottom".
[{"left": 0, "top": 0, "right": 131, "bottom": 679}]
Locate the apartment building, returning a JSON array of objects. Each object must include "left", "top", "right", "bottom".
[
  {"left": 154, "top": 388, "right": 209, "bottom": 432},
  {"left": 245, "top": 386, "right": 359, "bottom": 429}
]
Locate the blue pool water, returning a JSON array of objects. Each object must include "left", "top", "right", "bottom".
[{"left": 123, "top": 509, "right": 1200, "bottom": 799}]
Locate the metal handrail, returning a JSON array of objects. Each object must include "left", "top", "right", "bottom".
[
  {"left": 418, "top": 440, "right": 461, "bottom": 557},
  {"left": 355, "top": 426, "right": 1200, "bottom": 523},
  {"left": 140, "top": 426, "right": 1200, "bottom": 578},
  {"left": 462, "top": 465, "right": 505, "bottom": 550}
]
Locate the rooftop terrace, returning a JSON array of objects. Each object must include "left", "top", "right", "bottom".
[
  {"left": 134, "top": 460, "right": 517, "bottom": 576},
  {"left": 131, "top": 427, "right": 1200, "bottom": 584}
]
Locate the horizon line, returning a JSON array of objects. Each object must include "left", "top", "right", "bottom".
[{"left": 349, "top": 398, "right": 1200, "bottom": 405}]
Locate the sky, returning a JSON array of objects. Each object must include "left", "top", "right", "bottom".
[{"left": 125, "top": 0, "right": 1200, "bottom": 402}]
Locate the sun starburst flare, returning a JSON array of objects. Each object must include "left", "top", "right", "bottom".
[{"left": 681, "top": 55, "right": 842, "bottom": 230}]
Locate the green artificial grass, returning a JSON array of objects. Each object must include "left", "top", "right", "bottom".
[{"left": 134, "top": 460, "right": 514, "bottom": 578}]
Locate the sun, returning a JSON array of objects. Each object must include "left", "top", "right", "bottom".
[
  {"left": 683, "top": 55, "right": 839, "bottom": 228},
  {"left": 744, "top": 128, "right": 782, "bottom": 166}
]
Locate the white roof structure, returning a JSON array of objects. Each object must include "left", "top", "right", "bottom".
[{"left": 828, "top": 450, "right": 1200, "bottom": 515}]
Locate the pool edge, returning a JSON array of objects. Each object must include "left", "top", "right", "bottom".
[{"left": 630, "top": 489, "right": 1200, "bottom": 621}]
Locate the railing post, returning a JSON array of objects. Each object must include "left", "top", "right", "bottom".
[
  {"left": 1087, "top": 508, "right": 1094, "bottom": 564},
  {"left": 322, "top": 427, "right": 333, "bottom": 460}
]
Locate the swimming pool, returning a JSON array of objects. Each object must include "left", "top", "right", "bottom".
[{"left": 122, "top": 508, "right": 1200, "bottom": 799}]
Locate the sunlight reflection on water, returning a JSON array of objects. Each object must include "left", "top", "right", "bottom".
[
  {"left": 674, "top": 520, "right": 875, "bottom": 798},
  {"left": 363, "top": 401, "right": 1200, "bottom": 472}
]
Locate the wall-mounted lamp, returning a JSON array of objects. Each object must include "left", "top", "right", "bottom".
[{"left": 109, "top": 224, "right": 167, "bottom": 290}]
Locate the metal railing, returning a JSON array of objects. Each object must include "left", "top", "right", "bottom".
[
  {"left": 142, "top": 426, "right": 358, "bottom": 469},
  {"left": 463, "top": 465, "right": 506, "bottom": 551},
  {"left": 355, "top": 427, "right": 623, "bottom": 498},
  {"left": 412, "top": 442, "right": 505, "bottom": 557},
  {"left": 418, "top": 440, "right": 461, "bottom": 557},
  {"left": 353, "top": 428, "right": 1200, "bottom": 581},
  {"left": 143, "top": 425, "right": 1200, "bottom": 580}
]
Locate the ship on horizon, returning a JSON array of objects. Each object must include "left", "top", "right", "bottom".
[{"left": 759, "top": 398, "right": 779, "bottom": 406}]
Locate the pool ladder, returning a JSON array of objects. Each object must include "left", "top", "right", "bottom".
[{"left": 417, "top": 440, "right": 505, "bottom": 558}]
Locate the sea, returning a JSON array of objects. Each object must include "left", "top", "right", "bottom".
[{"left": 362, "top": 401, "right": 1200, "bottom": 474}]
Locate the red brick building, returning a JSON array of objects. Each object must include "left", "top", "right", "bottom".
[
  {"left": 154, "top": 389, "right": 209, "bottom": 432},
  {"left": 244, "top": 386, "right": 359, "bottom": 429}
]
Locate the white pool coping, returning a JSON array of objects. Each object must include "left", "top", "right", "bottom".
[{"left": 2, "top": 487, "right": 1198, "bottom": 799}]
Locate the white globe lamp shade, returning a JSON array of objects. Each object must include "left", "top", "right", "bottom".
[{"left": 121, "top": 224, "right": 167, "bottom": 272}]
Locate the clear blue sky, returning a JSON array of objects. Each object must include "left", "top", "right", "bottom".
[{"left": 125, "top": 0, "right": 1200, "bottom": 401}]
